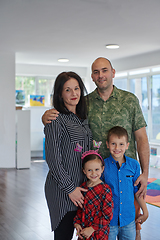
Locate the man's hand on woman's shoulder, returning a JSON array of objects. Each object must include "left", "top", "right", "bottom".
[{"left": 42, "top": 108, "right": 59, "bottom": 125}]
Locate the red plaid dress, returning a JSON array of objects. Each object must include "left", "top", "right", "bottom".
[{"left": 74, "top": 182, "right": 113, "bottom": 240}]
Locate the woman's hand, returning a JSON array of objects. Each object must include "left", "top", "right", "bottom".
[{"left": 69, "top": 187, "right": 88, "bottom": 208}]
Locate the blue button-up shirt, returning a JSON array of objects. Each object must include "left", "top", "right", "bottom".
[{"left": 102, "top": 154, "right": 140, "bottom": 227}]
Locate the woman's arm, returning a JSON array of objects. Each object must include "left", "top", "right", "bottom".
[
  {"left": 45, "top": 121, "right": 75, "bottom": 192},
  {"left": 45, "top": 121, "right": 86, "bottom": 206}
]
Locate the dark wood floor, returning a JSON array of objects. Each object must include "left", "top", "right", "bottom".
[{"left": 0, "top": 161, "right": 160, "bottom": 240}]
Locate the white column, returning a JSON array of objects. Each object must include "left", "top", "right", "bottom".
[{"left": 0, "top": 52, "right": 15, "bottom": 167}]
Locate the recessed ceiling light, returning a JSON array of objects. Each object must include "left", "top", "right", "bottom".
[
  {"left": 115, "top": 72, "right": 128, "bottom": 78},
  {"left": 152, "top": 67, "right": 160, "bottom": 72},
  {"left": 106, "top": 44, "right": 119, "bottom": 49},
  {"left": 58, "top": 58, "right": 69, "bottom": 62},
  {"left": 129, "top": 69, "right": 150, "bottom": 75}
]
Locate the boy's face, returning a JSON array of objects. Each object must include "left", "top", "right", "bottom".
[{"left": 106, "top": 134, "right": 129, "bottom": 161}]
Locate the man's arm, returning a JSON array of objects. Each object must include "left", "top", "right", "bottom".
[
  {"left": 135, "top": 194, "right": 149, "bottom": 224},
  {"left": 42, "top": 108, "right": 59, "bottom": 125},
  {"left": 134, "top": 126, "right": 150, "bottom": 198}
]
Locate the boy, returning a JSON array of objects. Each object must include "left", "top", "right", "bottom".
[{"left": 102, "top": 126, "right": 148, "bottom": 240}]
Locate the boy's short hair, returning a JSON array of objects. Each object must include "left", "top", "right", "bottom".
[{"left": 107, "top": 126, "right": 129, "bottom": 142}]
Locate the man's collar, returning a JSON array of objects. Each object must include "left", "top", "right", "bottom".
[
  {"left": 111, "top": 85, "right": 119, "bottom": 99},
  {"left": 93, "top": 85, "right": 119, "bottom": 100}
]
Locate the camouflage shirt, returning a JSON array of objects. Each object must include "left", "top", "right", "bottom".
[{"left": 87, "top": 86, "right": 147, "bottom": 160}]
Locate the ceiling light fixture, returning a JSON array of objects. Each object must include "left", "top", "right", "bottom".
[
  {"left": 115, "top": 72, "right": 128, "bottom": 78},
  {"left": 58, "top": 58, "right": 69, "bottom": 62},
  {"left": 106, "top": 44, "right": 119, "bottom": 49},
  {"left": 129, "top": 69, "right": 150, "bottom": 75},
  {"left": 152, "top": 67, "right": 160, "bottom": 72}
]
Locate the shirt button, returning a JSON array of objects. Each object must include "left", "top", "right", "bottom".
[
  {"left": 120, "top": 214, "right": 121, "bottom": 216},
  {"left": 120, "top": 180, "right": 121, "bottom": 182},
  {"left": 119, "top": 169, "right": 120, "bottom": 172},
  {"left": 120, "top": 191, "right": 122, "bottom": 193},
  {"left": 121, "top": 202, "right": 122, "bottom": 204}
]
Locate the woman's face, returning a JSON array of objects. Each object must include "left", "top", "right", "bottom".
[{"left": 61, "top": 78, "right": 81, "bottom": 113}]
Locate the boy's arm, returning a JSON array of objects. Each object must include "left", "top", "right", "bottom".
[{"left": 135, "top": 194, "right": 149, "bottom": 224}]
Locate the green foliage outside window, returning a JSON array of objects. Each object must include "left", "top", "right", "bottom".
[
  {"left": 15, "top": 76, "right": 55, "bottom": 106},
  {"left": 15, "top": 76, "right": 35, "bottom": 105}
]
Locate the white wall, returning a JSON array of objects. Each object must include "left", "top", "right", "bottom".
[
  {"left": 23, "top": 106, "right": 49, "bottom": 157},
  {"left": 16, "top": 64, "right": 88, "bottom": 78},
  {"left": 112, "top": 50, "right": 160, "bottom": 72},
  {"left": 0, "top": 52, "right": 15, "bottom": 168}
]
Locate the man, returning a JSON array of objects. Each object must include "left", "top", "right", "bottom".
[{"left": 42, "top": 57, "right": 150, "bottom": 240}]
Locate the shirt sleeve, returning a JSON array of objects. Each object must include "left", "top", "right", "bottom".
[
  {"left": 44, "top": 120, "right": 75, "bottom": 194},
  {"left": 92, "top": 185, "right": 113, "bottom": 231},
  {"left": 73, "top": 207, "right": 83, "bottom": 225}
]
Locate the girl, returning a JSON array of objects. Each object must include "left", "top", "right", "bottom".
[{"left": 74, "top": 150, "right": 113, "bottom": 240}]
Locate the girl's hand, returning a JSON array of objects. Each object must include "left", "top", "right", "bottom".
[
  {"left": 69, "top": 187, "right": 88, "bottom": 208},
  {"left": 74, "top": 224, "right": 83, "bottom": 239},
  {"left": 80, "top": 226, "right": 95, "bottom": 239}
]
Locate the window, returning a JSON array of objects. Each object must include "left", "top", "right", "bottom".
[
  {"left": 114, "top": 78, "right": 127, "bottom": 90},
  {"left": 151, "top": 75, "right": 160, "bottom": 140},
  {"left": 114, "top": 73, "right": 160, "bottom": 143},
  {"left": 37, "top": 77, "right": 55, "bottom": 106},
  {"left": 15, "top": 76, "right": 36, "bottom": 105},
  {"left": 141, "top": 77, "right": 148, "bottom": 127},
  {"left": 15, "top": 76, "right": 55, "bottom": 106},
  {"left": 129, "top": 79, "right": 135, "bottom": 94}
]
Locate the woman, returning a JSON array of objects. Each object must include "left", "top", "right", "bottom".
[{"left": 44, "top": 71, "right": 92, "bottom": 240}]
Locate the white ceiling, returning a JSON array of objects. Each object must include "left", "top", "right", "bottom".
[{"left": 1, "top": 0, "right": 160, "bottom": 68}]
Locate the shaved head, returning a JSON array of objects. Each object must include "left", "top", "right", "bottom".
[{"left": 91, "top": 57, "right": 113, "bottom": 73}]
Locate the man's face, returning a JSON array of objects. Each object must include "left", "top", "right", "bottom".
[{"left": 91, "top": 58, "right": 115, "bottom": 92}]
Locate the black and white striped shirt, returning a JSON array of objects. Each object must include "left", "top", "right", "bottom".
[{"left": 44, "top": 112, "right": 92, "bottom": 231}]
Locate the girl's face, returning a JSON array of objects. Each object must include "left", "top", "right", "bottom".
[
  {"left": 83, "top": 158, "right": 104, "bottom": 186},
  {"left": 61, "top": 78, "right": 81, "bottom": 113}
]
